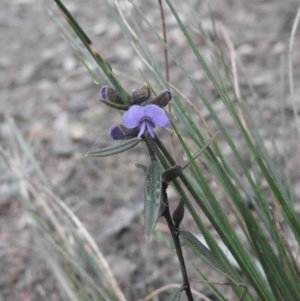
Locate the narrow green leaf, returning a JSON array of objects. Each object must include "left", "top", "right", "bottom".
[
  {"left": 39, "top": 0, "right": 104, "bottom": 84},
  {"left": 85, "top": 138, "right": 140, "bottom": 157},
  {"left": 11, "top": 120, "right": 50, "bottom": 187},
  {"left": 62, "top": 36, "right": 102, "bottom": 86},
  {"left": 149, "top": 137, "right": 257, "bottom": 301},
  {"left": 53, "top": 0, "right": 131, "bottom": 106},
  {"left": 180, "top": 230, "right": 236, "bottom": 282},
  {"left": 196, "top": 270, "right": 228, "bottom": 301},
  {"left": 170, "top": 235, "right": 185, "bottom": 250},
  {"left": 144, "top": 160, "right": 161, "bottom": 238},
  {"left": 181, "top": 132, "right": 218, "bottom": 170},
  {"left": 179, "top": 0, "right": 300, "bottom": 247},
  {"left": 135, "top": 163, "right": 148, "bottom": 175},
  {"left": 164, "top": 289, "right": 181, "bottom": 301}
]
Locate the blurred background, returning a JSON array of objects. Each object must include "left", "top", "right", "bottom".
[{"left": 1, "top": 0, "right": 300, "bottom": 300}]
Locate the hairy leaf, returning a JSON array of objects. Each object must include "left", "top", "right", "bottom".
[
  {"left": 144, "top": 160, "right": 161, "bottom": 238},
  {"left": 86, "top": 138, "right": 140, "bottom": 157}
]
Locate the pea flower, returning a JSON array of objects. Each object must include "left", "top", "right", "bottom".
[{"left": 122, "top": 104, "right": 169, "bottom": 138}]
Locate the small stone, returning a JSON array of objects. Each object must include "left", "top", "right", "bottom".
[
  {"left": 237, "top": 43, "right": 255, "bottom": 61},
  {"left": 69, "top": 122, "right": 86, "bottom": 141},
  {"left": 51, "top": 112, "right": 74, "bottom": 156},
  {"left": 36, "top": 79, "right": 53, "bottom": 91},
  {"left": 272, "top": 42, "right": 285, "bottom": 55},
  {"left": 92, "top": 23, "right": 106, "bottom": 35},
  {"left": 16, "top": 64, "right": 36, "bottom": 85},
  {"left": 62, "top": 56, "right": 77, "bottom": 72},
  {"left": 0, "top": 182, "right": 17, "bottom": 207},
  {"left": 106, "top": 256, "right": 137, "bottom": 282},
  {"left": 102, "top": 206, "right": 141, "bottom": 238},
  {"left": 29, "top": 122, "right": 51, "bottom": 141},
  {"left": 68, "top": 92, "right": 92, "bottom": 113}
]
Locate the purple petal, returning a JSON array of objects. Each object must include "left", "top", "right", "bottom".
[
  {"left": 138, "top": 121, "right": 146, "bottom": 137},
  {"left": 122, "top": 105, "right": 145, "bottom": 129},
  {"left": 144, "top": 105, "right": 169, "bottom": 127},
  {"left": 100, "top": 86, "right": 107, "bottom": 99},
  {"left": 145, "top": 121, "right": 155, "bottom": 138},
  {"left": 110, "top": 125, "right": 125, "bottom": 140}
]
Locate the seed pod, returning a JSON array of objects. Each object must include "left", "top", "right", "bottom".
[
  {"left": 162, "top": 165, "right": 183, "bottom": 183},
  {"left": 131, "top": 84, "right": 152, "bottom": 104},
  {"left": 172, "top": 199, "right": 185, "bottom": 228}
]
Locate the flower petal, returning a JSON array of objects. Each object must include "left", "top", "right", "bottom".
[
  {"left": 138, "top": 121, "right": 146, "bottom": 137},
  {"left": 110, "top": 125, "right": 125, "bottom": 140},
  {"left": 145, "top": 121, "right": 155, "bottom": 138},
  {"left": 144, "top": 105, "right": 169, "bottom": 127},
  {"left": 122, "top": 105, "right": 145, "bottom": 129},
  {"left": 100, "top": 86, "right": 107, "bottom": 99}
]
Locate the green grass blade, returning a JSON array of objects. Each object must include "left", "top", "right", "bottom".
[
  {"left": 180, "top": 230, "right": 236, "bottom": 282},
  {"left": 151, "top": 136, "right": 273, "bottom": 301},
  {"left": 164, "top": 289, "right": 181, "bottom": 301},
  {"left": 53, "top": 0, "right": 130, "bottom": 105},
  {"left": 11, "top": 120, "right": 50, "bottom": 187}
]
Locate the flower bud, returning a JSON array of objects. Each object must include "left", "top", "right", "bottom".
[
  {"left": 110, "top": 125, "right": 125, "bottom": 140},
  {"left": 100, "top": 86, "right": 127, "bottom": 105},
  {"left": 172, "top": 199, "right": 185, "bottom": 228},
  {"left": 131, "top": 84, "right": 152, "bottom": 104},
  {"left": 162, "top": 165, "right": 182, "bottom": 183},
  {"left": 149, "top": 90, "right": 172, "bottom": 108}
]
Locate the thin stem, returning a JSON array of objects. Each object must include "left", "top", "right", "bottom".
[
  {"left": 151, "top": 135, "right": 197, "bottom": 301},
  {"left": 157, "top": 0, "right": 177, "bottom": 162},
  {"left": 288, "top": 6, "right": 300, "bottom": 141},
  {"left": 144, "top": 138, "right": 194, "bottom": 300},
  {"left": 144, "top": 137, "right": 157, "bottom": 161},
  {"left": 161, "top": 180, "right": 194, "bottom": 301},
  {"left": 158, "top": 0, "right": 169, "bottom": 82}
]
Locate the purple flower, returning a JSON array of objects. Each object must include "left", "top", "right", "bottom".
[{"left": 122, "top": 104, "right": 169, "bottom": 138}]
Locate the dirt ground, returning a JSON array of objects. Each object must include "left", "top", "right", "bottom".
[{"left": 1, "top": 0, "right": 300, "bottom": 300}]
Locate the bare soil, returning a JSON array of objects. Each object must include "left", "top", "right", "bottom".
[{"left": 1, "top": 0, "right": 300, "bottom": 300}]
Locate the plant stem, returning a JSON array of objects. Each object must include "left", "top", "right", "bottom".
[
  {"left": 144, "top": 137, "right": 194, "bottom": 300},
  {"left": 161, "top": 181, "right": 194, "bottom": 301}
]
